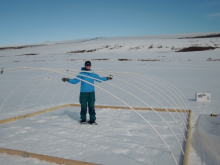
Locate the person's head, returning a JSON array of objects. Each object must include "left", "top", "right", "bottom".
[{"left": 85, "top": 61, "right": 91, "bottom": 70}]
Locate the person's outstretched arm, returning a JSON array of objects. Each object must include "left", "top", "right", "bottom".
[
  {"left": 62, "top": 75, "right": 81, "bottom": 84},
  {"left": 94, "top": 74, "right": 113, "bottom": 82}
]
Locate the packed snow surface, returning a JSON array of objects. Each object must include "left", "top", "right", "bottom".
[{"left": 0, "top": 33, "right": 220, "bottom": 165}]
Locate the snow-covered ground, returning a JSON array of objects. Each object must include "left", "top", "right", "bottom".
[{"left": 0, "top": 32, "right": 220, "bottom": 165}]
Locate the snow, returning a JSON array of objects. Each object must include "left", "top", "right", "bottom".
[
  {"left": 0, "top": 32, "right": 220, "bottom": 165},
  {"left": 191, "top": 115, "right": 220, "bottom": 165}
]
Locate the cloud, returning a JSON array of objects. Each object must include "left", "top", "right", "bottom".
[{"left": 209, "top": 13, "right": 220, "bottom": 17}]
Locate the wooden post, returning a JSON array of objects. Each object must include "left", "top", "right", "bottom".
[{"left": 183, "top": 110, "right": 192, "bottom": 165}]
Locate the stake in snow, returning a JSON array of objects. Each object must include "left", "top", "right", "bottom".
[{"left": 0, "top": 68, "right": 3, "bottom": 74}]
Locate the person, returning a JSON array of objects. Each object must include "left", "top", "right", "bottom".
[{"left": 62, "top": 61, "right": 112, "bottom": 124}]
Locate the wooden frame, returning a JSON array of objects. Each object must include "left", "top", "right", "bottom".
[{"left": 0, "top": 104, "right": 191, "bottom": 165}]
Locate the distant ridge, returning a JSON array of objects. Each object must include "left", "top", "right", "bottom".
[{"left": 179, "top": 33, "right": 220, "bottom": 39}]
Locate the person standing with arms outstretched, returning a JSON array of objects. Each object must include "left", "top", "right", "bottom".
[{"left": 62, "top": 61, "right": 112, "bottom": 124}]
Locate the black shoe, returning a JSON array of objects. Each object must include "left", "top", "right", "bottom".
[
  {"left": 88, "top": 120, "right": 98, "bottom": 125},
  {"left": 80, "top": 120, "right": 87, "bottom": 124}
]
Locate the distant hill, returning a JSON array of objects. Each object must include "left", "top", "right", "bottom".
[{"left": 179, "top": 33, "right": 220, "bottom": 39}]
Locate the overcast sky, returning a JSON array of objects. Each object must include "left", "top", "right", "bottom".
[{"left": 0, "top": 0, "right": 220, "bottom": 45}]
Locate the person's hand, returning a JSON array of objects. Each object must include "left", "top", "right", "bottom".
[
  {"left": 62, "top": 78, "right": 69, "bottom": 82},
  {"left": 107, "top": 75, "right": 113, "bottom": 80}
]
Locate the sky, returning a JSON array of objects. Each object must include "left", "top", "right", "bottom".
[{"left": 0, "top": 0, "right": 220, "bottom": 45}]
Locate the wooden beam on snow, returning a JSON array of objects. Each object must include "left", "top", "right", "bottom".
[
  {"left": 0, "top": 103, "right": 189, "bottom": 125},
  {"left": 0, "top": 104, "right": 72, "bottom": 125},
  {"left": 0, "top": 148, "right": 100, "bottom": 165},
  {"left": 70, "top": 104, "right": 189, "bottom": 112}
]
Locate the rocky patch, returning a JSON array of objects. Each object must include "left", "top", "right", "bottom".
[
  {"left": 118, "top": 59, "right": 132, "bottom": 61},
  {"left": 176, "top": 46, "right": 216, "bottom": 52},
  {"left": 92, "top": 59, "right": 109, "bottom": 60},
  {"left": 138, "top": 59, "right": 160, "bottom": 62},
  {"left": 207, "top": 58, "right": 220, "bottom": 61}
]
